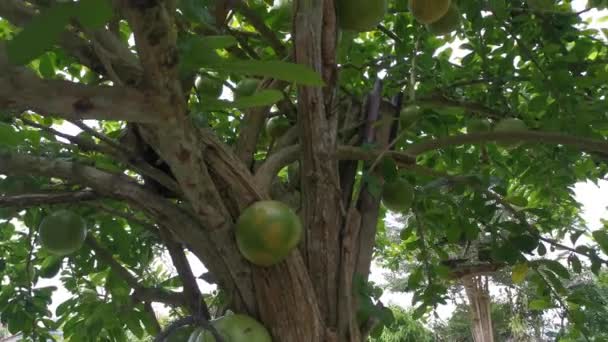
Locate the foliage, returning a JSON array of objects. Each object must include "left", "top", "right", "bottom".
[
  {"left": 369, "top": 306, "right": 434, "bottom": 342},
  {"left": 0, "top": 0, "right": 607, "bottom": 340}
]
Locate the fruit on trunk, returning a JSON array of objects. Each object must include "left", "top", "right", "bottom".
[
  {"left": 426, "top": 3, "right": 461, "bottom": 35},
  {"left": 408, "top": 0, "right": 451, "bottom": 24},
  {"left": 336, "top": 0, "right": 387, "bottom": 32},
  {"left": 382, "top": 178, "right": 414, "bottom": 212},
  {"left": 38, "top": 210, "right": 87, "bottom": 255},
  {"left": 466, "top": 118, "right": 491, "bottom": 134},
  {"left": 235, "top": 201, "right": 302, "bottom": 266},
  {"left": 400, "top": 104, "right": 422, "bottom": 128},
  {"left": 234, "top": 79, "right": 259, "bottom": 98},
  {"left": 265, "top": 116, "right": 291, "bottom": 139},
  {"left": 196, "top": 76, "right": 223, "bottom": 98},
  {"left": 189, "top": 314, "right": 271, "bottom": 342}
]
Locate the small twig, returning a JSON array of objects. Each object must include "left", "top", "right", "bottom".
[
  {"left": 377, "top": 24, "right": 401, "bottom": 43},
  {"left": 154, "top": 315, "right": 224, "bottom": 342},
  {"left": 69, "top": 120, "right": 130, "bottom": 155}
]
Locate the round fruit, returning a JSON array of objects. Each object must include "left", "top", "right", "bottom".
[
  {"left": 234, "top": 79, "right": 259, "bottom": 99},
  {"left": 38, "top": 210, "right": 87, "bottom": 255},
  {"left": 235, "top": 201, "right": 302, "bottom": 267},
  {"left": 425, "top": 3, "right": 461, "bottom": 36},
  {"left": 196, "top": 76, "right": 223, "bottom": 98},
  {"left": 408, "top": 0, "right": 451, "bottom": 24},
  {"left": 190, "top": 314, "right": 271, "bottom": 342},
  {"left": 466, "top": 118, "right": 491, "bottom": 134},
  {"left": 400, "top": 105, "right": 422, "bottom": 128},
  {"left": 336, "top": 0, "right": 387, "bottom": 32},
  {"left": 265, "top": 116, "right": 291, "bottom": 139},
  {"left": 382, "top": 178, "right": 414, "bottom": 213}
]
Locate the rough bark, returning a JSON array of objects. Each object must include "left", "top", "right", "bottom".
[{"left": 463, "top": 276, "right": 495, "bottom": 342}]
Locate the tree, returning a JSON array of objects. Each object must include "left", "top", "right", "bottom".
[
  {"left": 1, "top": 0, "right": 608, "bottom": 341},
  {"left": 369, "top": 306, "right": 433, "bottom": 342}
]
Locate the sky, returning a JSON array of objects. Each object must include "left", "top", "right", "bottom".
[{"left": 16, "top": 0, "right": 608, "bottom": 327}]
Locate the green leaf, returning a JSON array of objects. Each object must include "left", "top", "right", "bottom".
[
  {"left": 6, "top": 3, "right": 74, "bottom": 65},
  {"left": 540, "top": 259, "right": 571, "bottom": 279},
  {"left": 569, "top": 254, "right": 582, "bottom": 274},
  {"left": 0, "top": 123, "right": 22, "bottom": 146},
  {"left": 209, "top": 59, "right": 325, "bottom": 86},
  {"left": 528, "top": 298, "right": 553, "bottom": 311},
  {"left": 537, "top": 243, "right": 547, "bottom": 256},
  {"left": 73, "top": 0, "right": 113, "bottom": 29},
  {"left": 381, "top": 158, "right": 398, "bottom": 182},
  {"left": 124, "top": 315, "right": 144, "bottom": 338},
  {"left": 512, "top": 263, "right": 529, "bottom": 284},
  {"left": 592, "top": 230, "right": 608, "bottom": 255},
  {"left": 509, "top": 234, "right": 539, "bottom": 254},
  {"left": 199, "top": 90, "right": 284, "bottom": 110},
  {"left": 407, "top": 269, "right": 424, "bottom": 290}
]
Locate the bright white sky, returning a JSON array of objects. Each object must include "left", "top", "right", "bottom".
[{"left": 28, "top": 0, "right": 608, "bottom": 327}]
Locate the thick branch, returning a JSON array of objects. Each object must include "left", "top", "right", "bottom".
[
  {"left": 0, "top": 190, "right": 99, "bottom": 208},
  {"left": 0, "top": 46, "right": 159, "bottom": 123}
]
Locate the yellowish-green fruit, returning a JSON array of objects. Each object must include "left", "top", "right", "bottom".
[
  {"left": 196, "top": 76, "right": 223, "bottom": 99},
  {"left": 400, "top": 105, "right": 422, "bottom": 128},
  {"left": 265, "top": 116, "right": 291, "bottom": 139},
  {"left": 408, "top": 0, "right": 451, "bottom": 24},
  {"left": 466, "top": 118, "right": 491, "bottom": 134},
  {"left": 382, "top": 178, "right": 414, "bottom": 213},
  {"left": 235, "top": 201, "right": 302, "bottom": 267},
  {"left": 527, "top": 0, "right": 553, "bottom": 10},
  {"left": 190, "top": 314, "right": 272, "bottom": 342},
  {"left": 494, "top": 118, "right": 528, "bottom": 148},
  {"left": 234, "top": 79, "right": 259, "bottom": 98},
  {"left": 336, "top": 0, "right": 387, "bottom": 32},
  {"left": 38, "top": 210, "right": 87, "bottom": 255},
  {"left": 425, "top": 3, "right": 461, "bottom": 36}
]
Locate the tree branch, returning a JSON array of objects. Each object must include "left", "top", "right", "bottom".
[
  {"left": 159, "top": 226, "right": 209, "bottom": 319},
  {"left": 404, "top": 131, "right": 608, "bottom": 156},
  {"left": 0, "top": 190, "right": 99, "bottom": 208},
  {"left": 234, "top": 0, "right": 287, "bottom": 58},
  {"left": 86, "top": 236, "right": 187, "bottom": 307},
  {"left": 0, "top": 46, "right": 159, "bottom": 123}
]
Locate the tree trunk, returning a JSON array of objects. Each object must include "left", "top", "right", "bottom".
[{"left": 463, "top": 276, "right": 495, "bottom": 342}]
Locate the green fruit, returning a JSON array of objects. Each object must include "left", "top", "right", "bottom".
[
  {"left": 235, "top": 201, "right": 302, "bottom": 267},
  {"left": 336, "top": 0, "right": 387, "bottom": 32},
  {"left": 190, "top": 314, "right": 271, "bottom": 342},
  {"left": 382, "top": 178, "right": 414, "bottom": 213},
  {"left": 197, "top": 76, "right": 223, "bottom": 99},
  {"left": 466, "top": 118, "right": 491, "bottom": 134},
  {"left": 494, "top": 118, "right": 528, "bottom": 148},
  {"left": 265, "top": 116, "right": 291, "bottom": 139},
  {"left": 408, "top": 0, "right": 451, "bottom": 24},
  {"left": 400, "top": 105, "right": 422, "bottom": 128},
  {"left": 527, "top": 0, "right": 553, "bottom": 10},
  {"left": 38, "top": 210, "right": 87, "bottom": 255},
  {"left": 425, "top": 3, "right": 461, "bottom": 36},
  {"left": 234, "top": 79, "right": 259, "bottom": 99}
]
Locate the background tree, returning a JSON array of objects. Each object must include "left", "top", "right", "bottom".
[{"left": 1, "top": 0, "right": 608, "bottom": 341}]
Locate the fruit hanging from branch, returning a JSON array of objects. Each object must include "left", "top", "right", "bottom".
[
  {"left": 189, "top": 314, "right": 271, "bottom": 342},
  {"left": 381, "top": 178, "right": 415, "bottom": 213},
  {"left": 400, "top": 104, "right": 422, "bottom": 129},
  {"left": 494, "top": 118, "right": 529, "bottom": 148},
  {"left": 265, "top": 115, "right": 291, "bottom": 140},
  {"left": 38, "top": 210, "right": 87, "bottom": 255},
  {"left": 336, "top": 0, "right": 387, "bottom": 32},
  {"left": 408, "top": 0, "right": 452, "bottom": 25},
  {"left": 234, "top": 78, "right": 260, "bottom": 99},
  {"left": 426, "top": 3, "right": 461, "bottom": 36},
  {"left": 235, "top": 201, "right": 303, "bottom": 267}
]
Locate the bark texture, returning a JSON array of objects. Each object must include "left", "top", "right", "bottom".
[{"left": 463, "top": 276, "right": 495, "bottom": 342}]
